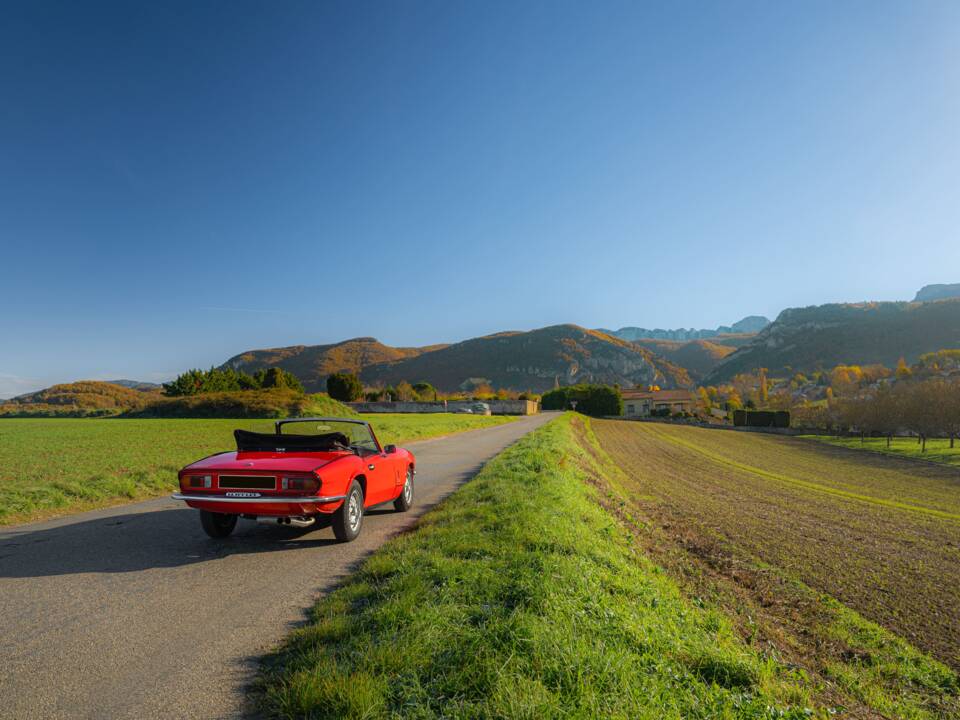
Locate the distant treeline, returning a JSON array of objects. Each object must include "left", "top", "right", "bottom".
[
  {"left": 325, "top": 372, "right": 540, "bottom": 404},
  {"left": 163, "top": 367, "right": 303, "bottom": 396},
  {"left": 797, "top": 378, "right": 960, "bottom": 450}
]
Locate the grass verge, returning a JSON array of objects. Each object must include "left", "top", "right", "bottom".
[
  {"left": 0, "top": 414, "right": 514, "bottom": 525},
  {"left": 257, "top": 414, "right": 826, "bottom": 719}
]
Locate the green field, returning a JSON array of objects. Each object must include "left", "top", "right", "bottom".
[
  {"left": 805, "top": 434, "right": 960, "bottom": 466},
  {"left": 257, "top": 414, "right": 824, "bottom": 719},
  {"left": 0, "top": 414, "right": 514, "bottom": 525}
]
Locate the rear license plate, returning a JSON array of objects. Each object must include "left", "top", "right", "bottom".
[{"left": 218, "top": 475, "right": 276, "bottom": 490}]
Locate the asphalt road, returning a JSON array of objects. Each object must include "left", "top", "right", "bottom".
[{"left": 0, "top": 413, "right": 554, "bottom": 720}]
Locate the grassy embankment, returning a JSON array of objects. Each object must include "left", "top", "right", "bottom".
[
  {"left": 590, "top": 420, "right": 959, "bottom": 718},
  {"left": 804, "top": 434, "right": 960, "bottom": 467},
  {"left": 0, "top": 413, "right": 514, "bottom": 525},
  {"left": 259, "top": 414, "right": 836, "bottom": 719}
]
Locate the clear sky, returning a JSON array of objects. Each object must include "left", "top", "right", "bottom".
[{"left": 2, "top": 1, "right": 959, "bottom": 396}]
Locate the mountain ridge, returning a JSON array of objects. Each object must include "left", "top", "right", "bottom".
[
  {"left": 914, "top": 283, "right": 960, "bottom": 302},
  {"left": 704, "top": 298, "right": 960, "bottom": 383},
  {"left": 599, "top": 315, "right": 770, "bottom": 342}
]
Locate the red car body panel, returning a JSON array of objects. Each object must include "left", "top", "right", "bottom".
[
  {"left": 185, "top": 450, "right": 348, "bottom": 474},
  {"left": 174, "top": 420, "right": 415, "bottom": 518}
]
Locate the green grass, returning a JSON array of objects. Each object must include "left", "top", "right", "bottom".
[
  {"left": 0, "top": 413, "right": 514, "bottom": 525},
  {"left": 257, "top": 414, "right": 824, "bottom": 719},
  {"left": 803, "top": 434, "right": 960, "bottom": 467}
]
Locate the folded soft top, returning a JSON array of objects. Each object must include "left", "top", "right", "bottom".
[{"left": 234, "top": 429, "right": 351, "bottom": 453}]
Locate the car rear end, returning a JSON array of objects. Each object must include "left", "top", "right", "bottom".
[{"left": 174, "top": 465, "right": 347, "bottom": 519}]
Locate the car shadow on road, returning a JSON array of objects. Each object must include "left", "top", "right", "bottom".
[
  {"left": 0, "top": 458, "right": 487, "bottom": 580},
  {"left": 0, "top": 506, "right": 351, "bottom": 578}
]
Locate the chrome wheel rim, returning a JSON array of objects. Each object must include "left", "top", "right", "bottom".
[
  {"left": 347, "top": 491, "right": 362, "bottom": 531},
  {"left": 403, "top": 475, "right": 413, "bottom": 503}
]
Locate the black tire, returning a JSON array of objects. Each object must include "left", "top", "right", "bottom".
[
  {"left": 200, "top": 510, "right": 238, "bottom": 538},
  {"left": 393, "top": 468, "right": 414, "bottom": 512},
  {"left": 332, "top": 480, "right": 364, "bottom": 542}
]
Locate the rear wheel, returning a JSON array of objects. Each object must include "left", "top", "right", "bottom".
[
  {"left": 200, "top": 510, "right": 237, "bottom": 538},
  {"left": 332, "top": 480, "right": 364, "bottom": 542},
  {"left": 393, "top": 468, "right": 414, "bottom": 512}
]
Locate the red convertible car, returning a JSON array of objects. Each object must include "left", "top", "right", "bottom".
[{"left": 173, "top": 418, "right": 415, "bottom": 542}]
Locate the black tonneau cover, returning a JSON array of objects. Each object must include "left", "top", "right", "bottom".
[{"left": 234, "top": 429, "right": 351, "bottom": 453}]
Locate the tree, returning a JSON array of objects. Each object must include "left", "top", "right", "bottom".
[
  {"left": 831, "top": 365, "right": 864, "bottom": 396},
  {"left": 894, "top": 380, "right": 944, "bottom": 452},
  {"left": 944, "top": 382, "right": 960, "bottom": 448},
  {"left": 394, "top": 381, "right": 415, "bottom": 401},
  {"left": 163, "top": 369, "right": 207, "bottom": 396},
  {"left": 896, "top": 357, "right": 912, "bottom": 379},
  {"left": 697, "top": 387, "right": 712, "bottom": 412},
  {"left": 411, "top": 382, "right": 437, "bottom": 401},
  {"left": 254, "top": 367, "right": 304, "bottom": 393},
  {"left": 326, "top": 372, "right": 364, "bottom": 402}
]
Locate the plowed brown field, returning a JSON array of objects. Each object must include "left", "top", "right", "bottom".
[{"left": 592, "top": 420, "right": 960, "bottom": 669}]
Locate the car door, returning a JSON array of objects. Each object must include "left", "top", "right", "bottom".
[
  {"left": 356, "top": 425, "right": 395, "bottom": 506},
  {"left": 360, "top": 448, "right": 393, "bottom": 506}
]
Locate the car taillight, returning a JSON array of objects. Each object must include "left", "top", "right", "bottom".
[
  {"left": 282, "top": 476, "right": 319, "bottom": 493},
  {"left": 183, "top": 475, "right": 212, "bottom": 489}
]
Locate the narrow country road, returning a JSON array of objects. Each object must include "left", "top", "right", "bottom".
[{"left": 0, "top": 413, "right": 554, "bottom": 720}]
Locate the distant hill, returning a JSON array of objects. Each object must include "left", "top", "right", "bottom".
[
  {"left": 1, "top": 381, "right": 162, "bottom": 416},
  {"left": 914, "top": 283, "right": 960, "bottom": 302},
  {"left": 105, "top": 379, "right": 163, "bottom": 391},
  {"left": 224, "top": 325, "right": 692, "bottom": 393},
  {"left": 358, "top": 325, "right": 692, "bottom": 392},
  {"left": 222, "top": 337, "right": 446, "bottom": 392},
  {"left": 600, "top": 315, "right": 770, "bottom": 342},
  {"left": 704, "top": 299, "right": 960, "bottom": 383},
  {"left": 632, "top": 338, "right": 736, "bottom": 380}
]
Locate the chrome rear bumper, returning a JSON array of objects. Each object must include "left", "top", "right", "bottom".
[{"left": 172, "top": 493, "right": 346, "bottom": 504}]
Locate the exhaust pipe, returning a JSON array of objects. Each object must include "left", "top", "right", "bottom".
[
  {"left": 286, "top": 517, "right": 316, "bottom": 528},
  {"left": 255, "top": 516, "right": 316, "bottom": 528}
]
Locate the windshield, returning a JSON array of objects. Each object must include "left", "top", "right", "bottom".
[{"left": 278, "top": 420, "right": 379, "bottom": 452}]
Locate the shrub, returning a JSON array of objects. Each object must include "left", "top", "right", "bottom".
[
  {"left": 126, "top": 390, "right": 357, "bottom": 419},
  {"left": 541, "top": 384, "right": 623, "bottom": 417},
  {"left": 326, "top": 372, "right": 364, "bottom": 402},
  {"left": 733, "top": 410, "right": 791, "bottom": 428},
  {"left": 163, "top": 366, "right": 304, "bottom": 396}
]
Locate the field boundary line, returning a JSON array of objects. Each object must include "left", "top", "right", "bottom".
[{"left": 641, "top": 424, "right": 960, "bottom": 523}]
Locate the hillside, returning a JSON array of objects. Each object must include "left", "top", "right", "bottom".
[
  {"left": 705, "top": 298, "right": 960, "bottom": 383},
  {"left": 632, "top": 338, "right": 736, "bottom": 380},
  {"left": 221, "top": 337, "right": 445, "bottom": 392},
  {"left": 0, "top": 381, "right": 162, "bottom": 417},
  {"left": 359, "top": 324, "right": 692, "bottom": 392}
]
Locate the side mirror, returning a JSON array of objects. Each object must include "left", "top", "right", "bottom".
[{"left": 384, "top": 444, "right": 397, "bottom": 454}]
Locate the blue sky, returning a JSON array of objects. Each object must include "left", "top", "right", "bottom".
[{"left": 1, "top": 1, "right": 959, "bottom": 396}]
